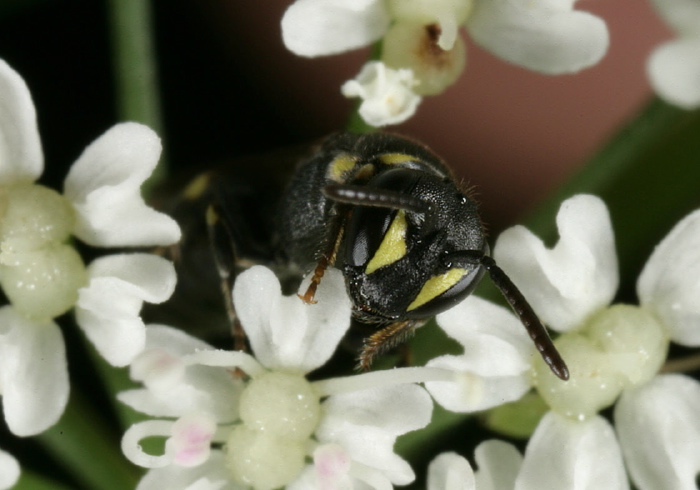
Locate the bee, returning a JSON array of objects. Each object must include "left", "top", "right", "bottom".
[{"left": 164, "top": 132, "right": 568, "bottom": 380}]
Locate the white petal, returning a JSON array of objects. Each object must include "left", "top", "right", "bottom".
[
  {"left": 515, "top": 412, "right": 628, "bottom": 490},
  {"left": 0, "top": 59, "right": 43, "bottom": 184},
  {"left": 425, "top": 354, "right": 530, "bottom": 413},
  {"left": 427, "top": 452, "right": 475, "bottom": 490},
  {"left": 615, "top": 374, "right": 700, "bottom": 490},
  {"left": 281, "top": 0, "right": 390, "bottom": 57},
  {"left": 473, "top": 440, "right": 522, "bottom": 490},
  {"left": 63, "top": 122, "right": 181, "bottom": 247},
  {"left": 143, "top": 324, "right": 215, "bottom": 357},
  {"left": 0, "top": 306, "right": 68, "bottom": 436},
  {"left": 467, "top": 0, "right": 609, "bottom": 74},
  {"left": 75, "top": 254, "right": 176, "bottom": 366},
  {"left": 317, "top": 383, "right": 432, "bottom": 485},
  {"left": 494, "top": 194, "right": 618, "bottom": 332},
  {"left": 436, "top": 295, "right": 534, "bottom": 363},
  {"left": 233, "top": 266, "right": 351, "bottom": 373},
  {"left": 647, "top": 39, "right": 700, "bottom": 110},
  {"left": 637, "top": 209, "right": 700, "bottom": 345},
  {"left": 136, "top": 451, "right": 233, "bottom": 490},
  {"left": 285, "top": 465, "right": 317, "bottom": 490},
  {"left": 341, "top": 61, "right": 422, "bottom": 127},
  {"left": 0, "top": 448, "right": 20, "bottom": 490},
  {"left": 427, "top": 296, "right": 532, "bottom": 412},
  {"left": 648, "top": 0, "right": 700, "bottom": 37},
  {"left": 119, "top": 326, "right": 242, "bottom": 422}
]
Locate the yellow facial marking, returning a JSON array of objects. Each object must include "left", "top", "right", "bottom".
[
  {"left": 365, "top": 210, "right": 408, "bottom": 274},
  {"left": 183, "top": 173, "right": 212, "bottom": 200},
  {"left": 379, "top": 153, "right": 417, "bottom": 165},
  {"left": 407, "top": 268, "right": 466, "bottom": 311},
  {"left": 354, "top": 163, "right": 375, "bottom": 180},
  {"left": 328, "top": 154, "right": 358, "bottom": 181}
]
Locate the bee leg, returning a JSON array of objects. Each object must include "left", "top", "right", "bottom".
[
  {"left": 298, "top": 211, "right": 347, "bottom": 304},
  {"left": 205, "top": 204, "right": 247, "bottom": 352},
  {"left": 357, "top": 320, "right": 419, "bottom": 371}
]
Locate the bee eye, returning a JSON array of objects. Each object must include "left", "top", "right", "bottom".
[
  {"left": 343, "top": 207, "right": 390, "bottom": 271},
  {"left": 342, "top": 168, "right": 424, "bottom": 271},
  {"left": 403, "top": 265, "right": 486, "bottom": 318}
]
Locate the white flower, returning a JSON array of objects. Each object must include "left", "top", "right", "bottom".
[
  {"left": 341, "top": 61, "right": 422, "bottom": 127},
  {"left": 427, "top": 441, "right": 521, "bottom": 490},
  {"left": 282, "top": 0, "right": 609, "bottom": 114},
  {"left": 428, "top": 417, "right": 627, "bottom": 490},
  {"left": 0, "top": 447, "right": 20, "bottom": 490},
  {"left": 425, "top": 194, "right": 700, "bottom": 490},
  {"left": 121, "top": 266, "right": 444, "bottom": 490},
  {"left": 0, "top": 59, "right": 178, "bottom": 443},
  {"left": 514, "top": 412, "right": 628, "bottom": 490},
  {"left": 646, "top": 0, "right": 700, "bottom": 109}
]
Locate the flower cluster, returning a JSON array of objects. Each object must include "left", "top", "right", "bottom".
[
  {"left": 114, "top": 191, "right": 700, "bottom": 489},
  {"left": 281, "top": 0, "right": 700, "bottom": 127},
  {"left": 120, "top": 267, "right": 441, "bottom": 490},
  {"left": 424, "top": 194, "right": 700, "bottom": 490},
  {"left": 282, "top": 0, "right": 609, "bottom": 125},
  {"left": 0, "top": 59, "right": 180, "bottom": 487},
  {"left": 3, "top": 1, "right": 700, "bottom": 484},
  {"left": 646, "top": 0, "right": 700, "bottom": 109}
]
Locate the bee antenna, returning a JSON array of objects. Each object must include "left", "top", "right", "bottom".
[
  {"left": 324, "top": 183, "right": 431, "bottom": 215},
  {"left": 479, "top": 255, "right": 570, "bottom": 381}
]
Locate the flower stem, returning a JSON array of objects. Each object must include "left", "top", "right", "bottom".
[
  {"left": 37, "top": 391, "right": 140, "bottom": 490},
  {"left": 14, "top": 470, "right": 74, "bottom": 490},
  {"left": 106, "top": 0, "right": 166, "bottom": 192}
]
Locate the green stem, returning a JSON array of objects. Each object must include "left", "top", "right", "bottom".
[
  {"left": 37, "top": 391, "right": 141, "bottom": 490},
  {"left": 14, "top": 470, "right": 75, "bottom": 490},
  {"left": 107, "top": 0, "right": 166, "bottom": 191},
  {"left": 87, "top": 337, "right": 145, "bottom": 430}
]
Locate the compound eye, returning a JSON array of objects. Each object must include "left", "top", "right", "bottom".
[
  {"left": 343, "top": 169, "right": 423, "bottom": 270},
  {"left": 404, "top": 264, "right": 486, "bottom": 318},
  {"left": 345, "top": 205, "right": 396, "bottom": 269}
]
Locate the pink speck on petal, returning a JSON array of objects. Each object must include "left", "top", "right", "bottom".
[
  {"left": 314, "top": 444, "right": 351, "bottom": 489},
  {"left": 169, "top": 414, "right": 217, "bottom": 467}
]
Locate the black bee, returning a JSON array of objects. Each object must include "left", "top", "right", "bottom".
[{"left": 162, "top": 133, "right": 568, "bottom": 380}]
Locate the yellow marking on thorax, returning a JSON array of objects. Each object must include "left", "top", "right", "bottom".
[
  {"left": 182, "top": 173, "right": 212, "bottom": 200},
  {"left": 365, "top": 210, "right": 408, "bottom": 274},
  {"left": 379, "top": 153, "right": 417, "bottom": 165},
  {"left": 204, "top": 204, "right": 219, "bottom": 227},
  {"left": 328, "top": 154, "right": 359, "bottom": 181},
  {"left": 407, "top": 268, "right": 466, "bottom": 311}
]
